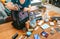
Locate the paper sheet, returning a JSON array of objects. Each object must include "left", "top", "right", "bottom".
[
  {"left": 41, "top": 24, "right": 50, "bottom": 29},
  {"left": 50, "top": 22, "right": 54, "bottom": 26}
]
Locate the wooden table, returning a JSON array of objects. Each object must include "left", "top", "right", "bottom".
[
  {"left": 0, "top": 11, "right": 60, "bottom": 39},
  {"left": 27, "top": 20, "right": 60, "bottom": 39},
  {"left": 26, "top": 11, "right": 60, "bottom": 39}
]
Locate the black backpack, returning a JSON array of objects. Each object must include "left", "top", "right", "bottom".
[{"left": 11, "top": 10, "right": 29, "bottom": 30}]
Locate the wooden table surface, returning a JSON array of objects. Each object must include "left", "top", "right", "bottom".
[
  {"left": 0, "top": 11, "right": 60, "bottom": 39},
  {"left": 26, "top": 11, "right": 60, "bottom": 39},
  {"left": 27, "top": 21, "right": 60, "bottom": 39}
]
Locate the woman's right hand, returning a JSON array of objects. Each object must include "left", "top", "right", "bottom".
[{"left": 5, "top": 2, "right": 18, "bottom": 11}]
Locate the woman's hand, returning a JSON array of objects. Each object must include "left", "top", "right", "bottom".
[
  {"left": 23, "top": 7, "right": 28, "bottom": 12},
  {"left": 23, "top": 7, "right": 30, "bottom": 12},
  {"left": 5, "top": 2, "right": 18, "bottom": 11}
]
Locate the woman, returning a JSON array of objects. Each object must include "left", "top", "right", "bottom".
[{"left": 6, "top": 0, "right": 31, "bottom": 30}]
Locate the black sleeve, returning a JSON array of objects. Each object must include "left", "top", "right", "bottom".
[{"left": 11, "top": 0, "right": 16, "bottom": 4}]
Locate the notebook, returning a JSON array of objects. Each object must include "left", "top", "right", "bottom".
[
  {"left": 38, "top": 21, "right": 44, "bottom": 25},
  {"left": 40, "top": 24, "right": 50, "bottom": 30},
  {"left": 57, "top": 20, "right": 60, "bottom": 25},
  {"left": 50, "top": 22, "right": 54, "bottom": 26},
  {"left": 55, "top": 28, "right": 60, "bottom": 32},
  {"left": 34, "top": 34, "right": 40, "bottom": 39}
]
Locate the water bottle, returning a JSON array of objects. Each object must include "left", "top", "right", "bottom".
[
  {"left": 29, "top": 12, "right": 36, "bottom": 28},
  {"left": 29, "top": 12, "right": 35, "bottom": 20},
  {"left": 43, "top": 10, "right": 50, "bottom": 22}
]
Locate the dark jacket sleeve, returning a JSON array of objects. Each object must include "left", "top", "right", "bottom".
[
  {"left": 11, "top": 0, "right": 16, "bottom": 4},
  {"left": 28, "top": 0, "right": 31, "bottom": 5}
]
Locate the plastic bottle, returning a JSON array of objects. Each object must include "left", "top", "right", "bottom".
[{"left": 29, "top": 12, "right": 36, "bottom": 28}]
